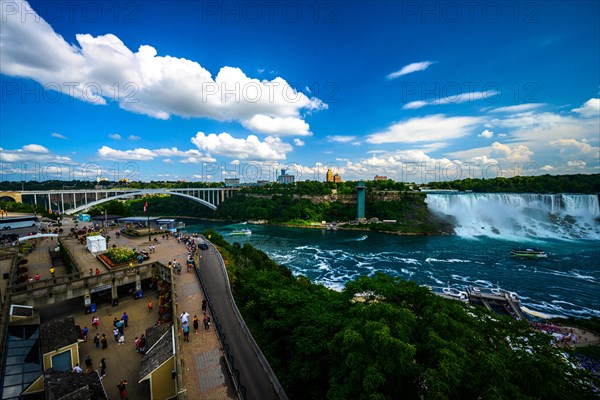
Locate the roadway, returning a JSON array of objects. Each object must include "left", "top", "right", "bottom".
[{"left": 196, "top": 240, "right": 283, "bottom": 400}]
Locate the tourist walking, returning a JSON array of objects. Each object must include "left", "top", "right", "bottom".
[
  {"left": 84, "top": 355, "right": 93, "bottom": 373},
  {"left": 100, "top": 358, "right": 106, "bottom": 377},
  {"left": 101, "top": 334, "right": 108, "bottom": 349},
  {"left": 113, "top": 327, "right": 119, "bottom": 342},
  {"left": 117, "top": 380, "right": 128, "bottom": 399},
  {"left": 201, "top": 299, "right": 208, "bottom": 314},
  {"left": 180, "top": 311, "right": 189, "bottom": 324},
  {"left": 93, "top": 333, "right": 100, "bottom": 348},
  {"left": 193, "top": 315, "right": 199, "bottom": 334},
  {"left": 116, "top": 318, "right": 124, "bottom": 334},
  {"left": 92, "top": 316, "right": 100, "bottom": 329},
  {"left": 118, "top": 333, "right": 125, "bottom": 346},
  {"left": 122, "top": 312, "right": 129, "bottom": 327},
  {"left": 139, "top": 335, "right": 146, "bottom": 354},
  {"left": 183, "top": 322, "right": 190, "bottom": 342},
  {"left": 203, "top": 315, "right": 211, "bottom": 330},
  {"left": 148, "top": 300, "right": 153, "bottom": 312},
  {"left": 82, "top": 326, "right": 89, "bottom": 342}
]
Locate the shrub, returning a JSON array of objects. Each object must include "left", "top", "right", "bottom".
[
  {"left": 17, "top": 266, "right": 29, "bottom": 274},
  {"left": 105, "top": 247, "right": 136, "bottom": 263}
]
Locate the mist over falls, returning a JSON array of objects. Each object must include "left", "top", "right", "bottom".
[{"left": 425, "top": 193, "right": 600, "bottom": 240}]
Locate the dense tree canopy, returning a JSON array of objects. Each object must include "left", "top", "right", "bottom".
[
  {"left": 207, "top": 232, "right": 599, "bottom": 400},
  {"left": 426, "top": 174, "right": 600, "bottom": 194}
]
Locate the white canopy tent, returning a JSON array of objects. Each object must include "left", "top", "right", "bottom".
[{"left": 86, "top": 235, "right": 107, "bottom": 253}]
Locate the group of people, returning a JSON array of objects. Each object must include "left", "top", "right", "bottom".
[
  {"left": 134, "top": 334, "right": 147, "bottom": 353},
  {"left": 112, "top": 313, "right": 129, "bottom": 345},
  {"left": 180, "top": 308, "right": 211, "bottom": 342},
  {"left": 71, "top": 356, "right": 107, "bottom": 377}
]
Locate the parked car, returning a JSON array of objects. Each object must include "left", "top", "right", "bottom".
[{"left": 199, "top": 243, "right": 209, "bottom": 250}]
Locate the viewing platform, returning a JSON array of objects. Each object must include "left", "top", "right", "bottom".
[{"left": 466, "top": 286, "right": 525, "bottom": 320}]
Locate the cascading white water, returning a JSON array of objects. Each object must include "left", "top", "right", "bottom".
[{"left": 425, "top": 193, "right": 600, "bottom": 240}]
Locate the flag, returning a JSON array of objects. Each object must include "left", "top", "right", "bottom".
[{"left": 143, "top": 201, "right": 148, "bottom": 213}]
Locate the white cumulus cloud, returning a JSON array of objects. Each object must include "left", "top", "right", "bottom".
[
  {"left": 478, "top": 129, "right": 494, "bottom": 139},
  {"left": 0, "top": 1, "right": 325, "bottom": 136},
  {"left": 572, "top": 98, "right": 600, "bottom": 118},
  {"left": 490, "top": 142, "right": 533, "bottom": 162},
  {"left": 191, "top": 132, "right": 292, "bottom": 160}
]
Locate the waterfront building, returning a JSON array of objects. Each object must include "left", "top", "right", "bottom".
[
  {"left": 326, "top": 169, "right": 334, "bottom": 182},
  {"left": 224, "top": 178, "right": 240, "bottom": 187},
  {"left": 276, "top": 169, "right": 295, "bottom": 184}
]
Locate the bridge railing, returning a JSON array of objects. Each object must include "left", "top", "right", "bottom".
[{"left": 194, "top": 235, "right": 288, "bottom": 400}]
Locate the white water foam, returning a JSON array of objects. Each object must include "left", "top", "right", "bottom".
[{"left": 426, "top": 193, "right": 600, "bottom": 240}]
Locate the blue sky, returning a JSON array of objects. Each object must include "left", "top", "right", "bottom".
[{"left": 1, "top": 0, "right": 599, "bottom": 183}]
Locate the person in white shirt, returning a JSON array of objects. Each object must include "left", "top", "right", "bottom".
[
  {"left": 72, "top": 363, "right": 83, "bottom": 373},
  {"left": 180, "top": 311, "right": 189, "bottom": 324}
]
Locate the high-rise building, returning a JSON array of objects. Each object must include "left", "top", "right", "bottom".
[
  {"left": 277, "top": 169, "right": 295, "bottom": 184},
  {"left": 326, "top": 169, "right": 334, "bottom": 182}
]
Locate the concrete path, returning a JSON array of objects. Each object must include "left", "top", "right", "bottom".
[{"left": 196, "top": 240, "right": 281, "bottom": 400}]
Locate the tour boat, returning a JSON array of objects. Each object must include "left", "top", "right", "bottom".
[
  {"left": 510, "top": 248, "right": 547, "bottom": 258},
  {"left": 231, "top": 228, "right": 252, "bottom": 235},
  {"left": 426, "top": 285, "right": 468, "bottom": 302}
]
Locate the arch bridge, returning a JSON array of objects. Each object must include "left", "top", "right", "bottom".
[{"left": 0, "top": 188, "right": 239, "bottom": 214}]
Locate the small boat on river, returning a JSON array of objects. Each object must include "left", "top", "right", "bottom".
[
  {"left": 510, "top": 248, "right": 547, "bottom": 258},
  {"left": 425, "top": 285, "right": 468, "bottom": 302}
]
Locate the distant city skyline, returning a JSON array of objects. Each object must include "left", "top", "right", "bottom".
[{"left": 1, "top": 0, "right": 599, "bottom": 183}]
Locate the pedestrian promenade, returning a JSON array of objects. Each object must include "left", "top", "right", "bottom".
[
  {"left": 19, "top": 219, "right": 238, "bottom": 399},
  {"left": 109, "top": 230, "right": 238, "bottom": 399},
  {"left": 168, "top": 239, "right": 237, "bottom": 400}
]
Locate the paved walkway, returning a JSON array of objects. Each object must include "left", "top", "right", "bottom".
[
  {"left": 174, "top": 251, "right": 237, "bottom": 400},
  {"left": 196, "top": 239, "right": 282, "bottom": 400}
]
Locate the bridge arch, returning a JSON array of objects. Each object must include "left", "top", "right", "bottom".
[
  {"left": 66, "top": 189, "right": 218, "bottom": 214},
  {"left": 0, "top": 191, "right": 22, "bottom": 203}
]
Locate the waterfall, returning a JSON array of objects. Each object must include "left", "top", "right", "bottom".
[{"left": 425, "top": 193, "right": 600, "bottom": 240}]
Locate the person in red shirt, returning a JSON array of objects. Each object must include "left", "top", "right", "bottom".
[{"left": 35, "top": 273, "right": 40, "bottom": 281}]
